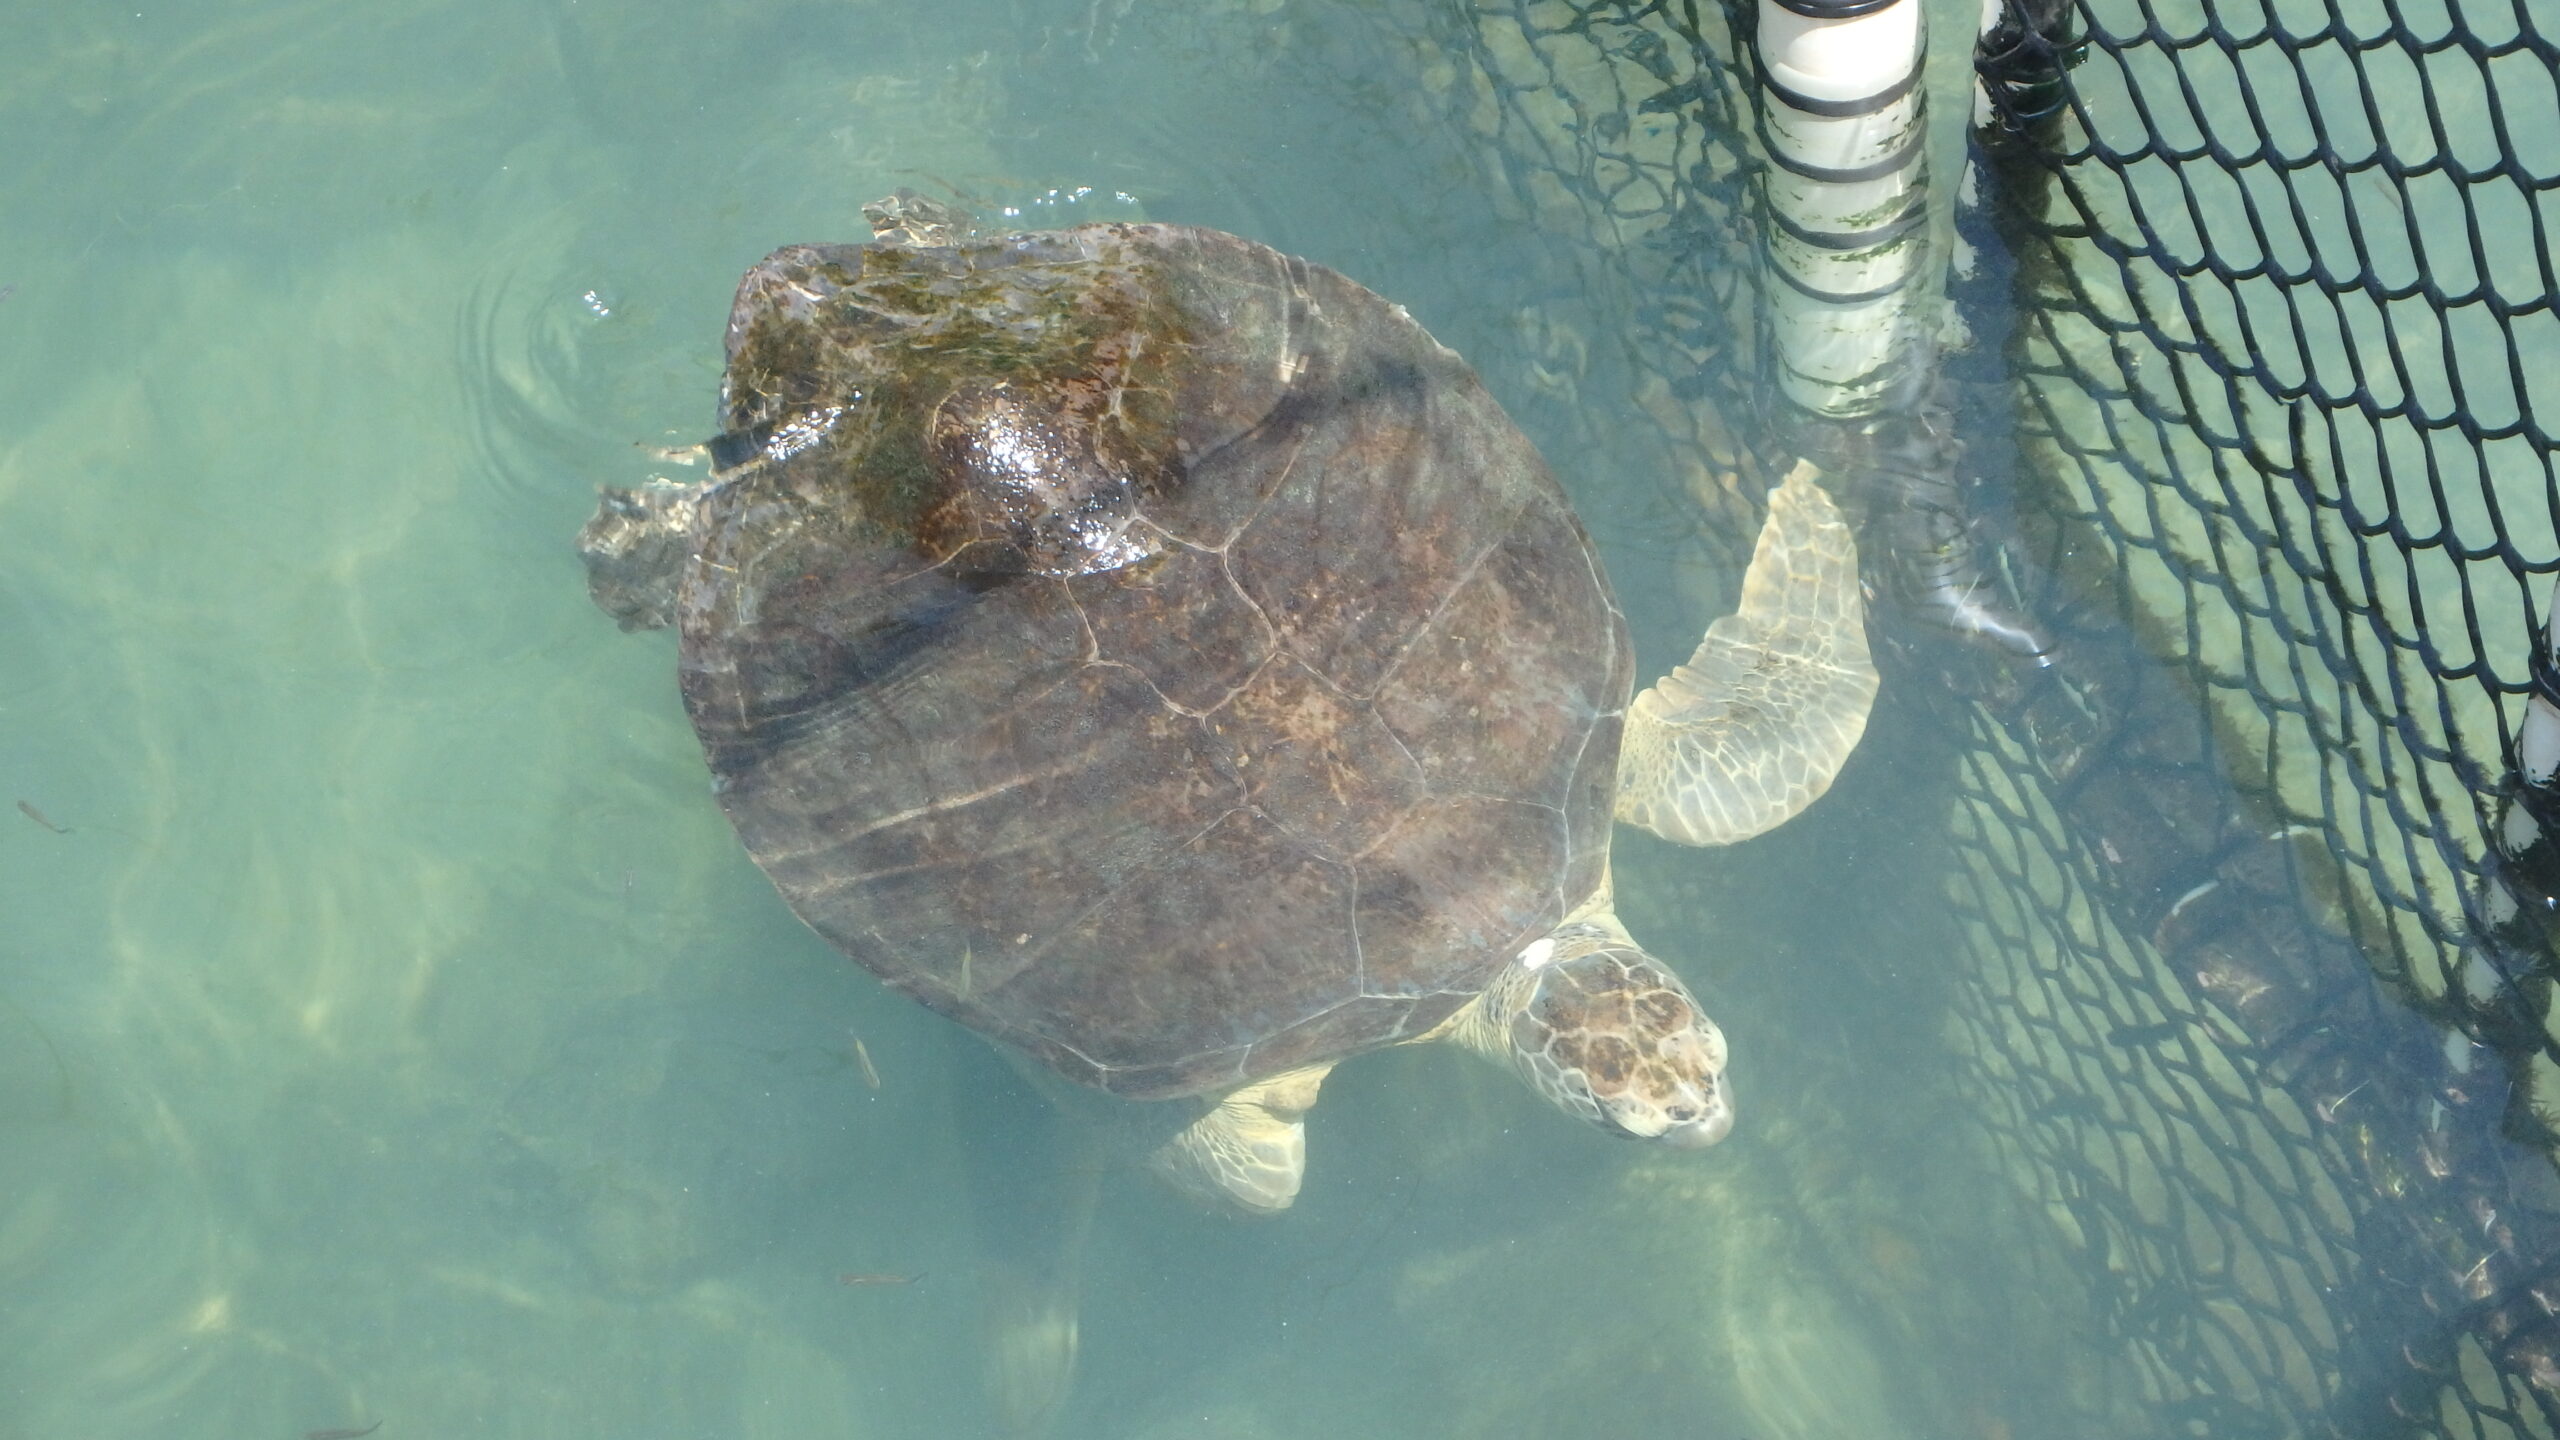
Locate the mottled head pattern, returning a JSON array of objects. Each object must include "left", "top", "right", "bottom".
[{"left": 1490, "top": 926, "right": 1731, "bottom": 1146}]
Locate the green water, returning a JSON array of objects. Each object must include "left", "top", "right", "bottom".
[{"left": 0, "top": 3, "right": 2064, "bottom": 1437}]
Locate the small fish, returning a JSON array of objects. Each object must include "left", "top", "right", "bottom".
[
  {"left": 305, "top": 1425, "right": 383, "bottom": 1440},
  {"left": 0, "top": 283, "right": 16, "bottom": 303},
  {"left": 837, "top": 1272, "right": 920, "bottom": 1287},
  {"left": 851, "top": 1036, "right": 882, "bottom": 1092},
  {"left": 15, "top": 799, "right": 67, "bottom": 833}
]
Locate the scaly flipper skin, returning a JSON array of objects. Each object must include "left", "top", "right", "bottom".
[
  {"left": 1150, "top": 1065, "right": 1331, "bottom": 1216},
  {"left": 1615, "top": 461, "right": 1878, "bottom": 847}
]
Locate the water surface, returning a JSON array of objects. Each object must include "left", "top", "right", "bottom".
[{"left": 1, "top": 4, "right": 2058, "bottom": 1437}]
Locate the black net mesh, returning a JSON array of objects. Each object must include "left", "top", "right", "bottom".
[{"left": 1395, "top": 0, "right": 2560, "bottom": 1435}]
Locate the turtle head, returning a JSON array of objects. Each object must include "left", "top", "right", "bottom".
[
  {"left": 577, "top": 477, "right": 709, "bottom": 632},
  {"left": 1478, "top": 924, "right": 1732, "bottom": 1147}
]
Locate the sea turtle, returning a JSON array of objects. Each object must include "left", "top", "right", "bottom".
[{"left": 577, "top": 193, "right": 1878, "bottom": 1217}]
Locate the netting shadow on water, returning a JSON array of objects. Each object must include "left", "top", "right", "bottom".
[{"left": 1394, "top": 0, "right": 2560, "bottom": 1434}]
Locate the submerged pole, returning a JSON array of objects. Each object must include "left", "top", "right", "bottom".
[
  {"left": 1754, "top": 0, "right": 1932, "bottom": 416},
  {"left": 2522, "top": 595, "right": 2560, "bottom": 790},
  {"left": 1751, "top": 0, "right": 2055, "bottom": 662},
  {"left": 2490, "top": 586, "right": 2560, "bottom": 927}
]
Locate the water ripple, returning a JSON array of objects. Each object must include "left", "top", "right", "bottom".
[{"left": 455, "top": 258, "right": 661, "bottom": 530}]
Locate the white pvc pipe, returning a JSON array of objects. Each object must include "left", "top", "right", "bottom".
[
  {"left": 1755, "top": 0, "right": 1930, "bottom": 416},
  {"left": 1759, "top": 0, "right": 1923, "bottom": 131},
  {"left": 2520, "top": 588, "right": 2560, "bottom": 786}
]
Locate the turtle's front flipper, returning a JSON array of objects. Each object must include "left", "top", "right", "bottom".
[
  {"left": 1148, "top": 1065, "right": 1331, "bottom": 1216},
  {"left": 1615, "top": 462, "right": 1877, "bottom": 847}
]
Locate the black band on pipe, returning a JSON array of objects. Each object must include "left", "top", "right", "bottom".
[
  {"left": 1770, "top": 0, "right": 1905, "bottom": 18},
  {"left": 2533, "top": 633, "right": 2560, "bottom": 709},
  {"left": 1763, "top": 252, "right": 1916, "bottom": 305},
  {"left": 2512, "top": 773, "right": 2560, "bottom": 849},
  {"left": 1761, "top": 122, "right": 1924, "bottom": 184},
  {"left": 1761, "top": 64, "right": 1919, "bottom": 119},
  {"left": 1768, "top": 200, "right": 1928, "bottom": 254}
]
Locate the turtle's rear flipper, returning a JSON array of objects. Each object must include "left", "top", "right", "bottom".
[
  {"left": 982, "top": 1265, "right": 1083, "bottom": 1439},
  {"left": 1615, "top": 462, "right": 1878, "bottom": 847},
  {"left": 957, "top": 1041, "right": 1098, "bottom": 1437},
  {"left": 1148, "top": 1065, "right": 1330, "bottom": 1216}
]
